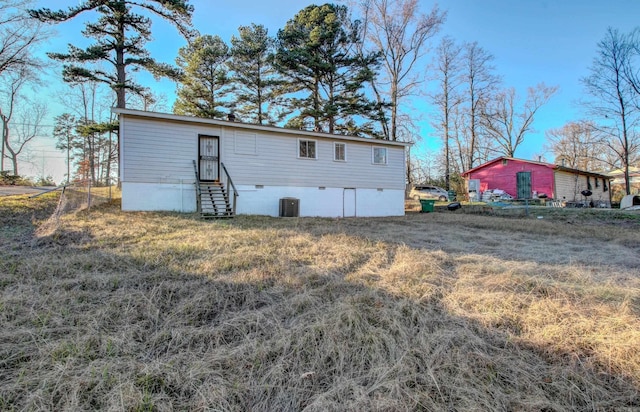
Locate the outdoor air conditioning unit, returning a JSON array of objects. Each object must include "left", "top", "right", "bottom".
[{"left": 279, "top": 197, "right": 299, "bottom": 217}]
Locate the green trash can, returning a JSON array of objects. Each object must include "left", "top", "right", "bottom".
[
  {"left": 447, "top": 190, "right": 456, "bottom": 201},
  {"left": 419, "top": 199, "right": 436, "bottom": 213}
]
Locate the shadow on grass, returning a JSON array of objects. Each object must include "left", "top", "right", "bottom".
[
  {"left": 1, "top": 201, "right": 639, "bottom": 410},
  {"left": 0, "top": 193, "right": 60, "bottom": 238}
]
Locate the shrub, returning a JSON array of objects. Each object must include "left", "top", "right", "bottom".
[{"left": 0, "top": 171, "right": 20, "bottom": 185}]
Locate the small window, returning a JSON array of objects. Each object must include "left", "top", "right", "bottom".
[
  {"left": 373, "top": 147, "right": 387, "bottom": 165},
  {"left": 299, "top": 139, "right": 317, "bottom": 159},
  {"left": 234, "top": 131, "right": 257, "bottom": 155},
  {"left": 595, "top": 178, "right": 599, "bottom": 188},
  {"left": 334, "top": 142, "right": 346, "bottom": 161},
  {"left": 587, "top": 176, "right": 592, "bottom": 190},
  {"left": 604, "top": 180, "right": 608, "bottom": 192},
  {"left": 502, "top": 159, "right": 508, "bottom": 165}
]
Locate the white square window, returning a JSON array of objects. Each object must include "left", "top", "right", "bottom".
[
  {"left": 299, "top": 139, "right": 317, "bottom": 159},
  {"left": 373, "top": 147, "right": 387, "bottom": 165},
  {"left": 334, "top": 142, "right": 346, "bottom": 161}
]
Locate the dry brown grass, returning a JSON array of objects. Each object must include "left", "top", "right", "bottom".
[{"left": 1, "top": 195, "right": 639, "bottom": 411}]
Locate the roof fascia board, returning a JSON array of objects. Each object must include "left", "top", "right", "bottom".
[
  {"left": 112, "top": 108, "right": 410, "bottom": 147},
  {"left": 462, "top": 156, "right": 610, "bottom": 178}
]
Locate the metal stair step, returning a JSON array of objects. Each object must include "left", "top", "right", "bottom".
[{"left": 194, "top": 171, "right": 235, "bottom": 219}]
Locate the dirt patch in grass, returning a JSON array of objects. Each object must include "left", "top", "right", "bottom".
[{"left": 1, "top": 198, "right": 639, "bottom": 410}]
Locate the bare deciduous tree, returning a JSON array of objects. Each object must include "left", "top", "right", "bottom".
[
  {"left": 430, "top": 36, "right": 463, "bottom": 189},
  {"left": 54, "top": 81, "right": 119, "bottom": 185},
  {"left": 582, "top": 27, "right": 640, "bottom": 195},
  {"left": 461, "top": 41, "right": 500, "bottom": 169},
  {"left": 408, "top": 151, "right": 441, "bottom": 185},
  {"left": 0, "top": 0, "right": 45, "bottom": 76},
  {"left": 0, "top": 0, "right": 46, "bottom": 173},
  {"left": 483, "top": 83, "right": 557, "bottom": 158},
  {"left": 357, "top": 0, "right": 445, "bottom": 140},
  {"left": 449, "top": 106, "right": 465, "bottom": 173},
  {"left": 545, "top": 121, "right": 611, "bottom": 171},
  {"left": 1, "top": 70, "right": 46, "bottom": 175}
]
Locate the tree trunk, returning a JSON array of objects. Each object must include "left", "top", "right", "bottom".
[
  {"left": 2, "top": 116, "right": 18, "bottom": 175},
  {"left": 1, "top": 112, "right": 7, "bottom": 172},
  {"left": 89, "top": 133, "right": 96, "bottom": 185},
  {"left": 257, "top": 85, "right": 263, "bottom": 125},
  {"left": 328, "top": 79, "right": 335, "bottom": 134},
  {"left": 618, "top": 88, "right": 631, "bottom": 195},
  {"left": 444, "top": 113, "right": 450, "bottom": 190},
  {"left": 115, "top": 15, "right": 126, "bottom": 109},
  {"left": 390, "top": 85, "right": 398, "bottom": 141},
  {"left": 106, "top": 130, "right": 112, "bottom": 186},
  {"left": 313, "top": 77, "right": 320, "bottom": 131},
  {"left": 468, "top": 85, "right": 476, "bottom": 169},
  {"left": 66, "top": 133, "right": 70, "bottom": 183},
  {"left": 10, "top": 153, "right": 18, "bottom": 176}
]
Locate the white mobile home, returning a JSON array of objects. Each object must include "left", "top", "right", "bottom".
[{"left": 113, "top": 109, "right": 408, "bottom": 217}]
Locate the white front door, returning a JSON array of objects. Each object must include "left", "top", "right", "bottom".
[
  {"left": 199, "top": 136, "right": 219, "bottom": 181},
  {"left": 343, "top": 188, "right": 356, "bottom": 217}
]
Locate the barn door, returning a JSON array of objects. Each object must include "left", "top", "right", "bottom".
[
  {"left": 199, "top": 135, "right": 219, "bottom": 181},
  {"left": 516, "top": 172, "right": 532, "bottom": 199}
]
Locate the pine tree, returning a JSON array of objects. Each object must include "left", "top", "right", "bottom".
[
  {"left": 274, "top": 3, "right": 382, "bottom": 136},
  {"left": 228, "top": 24, "right": 282, "bottom": 125},
  {"left": 174, "top": 34, "right": 230, "bottom": 119},
  {"left": 53, "top": 113, "right": 80, "bottom": 184},
  {"left": 29, "top": 0, "right": 194, "bottom": 109},
  {"left": 75, "top": 121, "right": 118, "bottom": 185}
]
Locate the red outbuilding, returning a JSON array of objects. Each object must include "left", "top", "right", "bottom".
[{"left": 461, "top": 157, "right": 612, "bottom": 206}]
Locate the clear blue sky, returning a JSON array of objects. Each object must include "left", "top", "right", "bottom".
[{"left": 25, "top": 0, "right": 640, "bottom": 182}]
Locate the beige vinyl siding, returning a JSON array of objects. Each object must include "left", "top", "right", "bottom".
[
  {"left": 554, "top": 171, "right": 580, "bottom": 201},
  {"left": 588, "top": 176, "right": 610, "bottom": 202},
  {"left": 122, "top": 116, "right": 405, "bottom": 190},
  {"left": 554, "top": 171, "right": 609, "bottom": 202}
]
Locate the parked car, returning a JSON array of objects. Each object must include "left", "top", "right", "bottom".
[{"left": 410, "top": 185, "right": 449, "bottom": 202}]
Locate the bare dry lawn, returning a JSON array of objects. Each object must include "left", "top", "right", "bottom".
[{"left": 1, "top": 194, "right": 639, "bottom": 411}]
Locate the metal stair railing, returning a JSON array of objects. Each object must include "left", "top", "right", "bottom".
[
  {"left": 220, "top": 162, "right": 238, "bottom": 216},
  {"left": 193, "top": 160, "right": 238, "bottom": 217},
  {"left": 193, "top": 160, "right": 202, "bottom": 213}
]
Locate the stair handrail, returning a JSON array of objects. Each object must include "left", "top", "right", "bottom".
[
  {"left": 220, "top": 162, "right": 238, "bottom": 215},
  {"left": 192, "top": 160, "right": 202, "bottom": 212}
]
